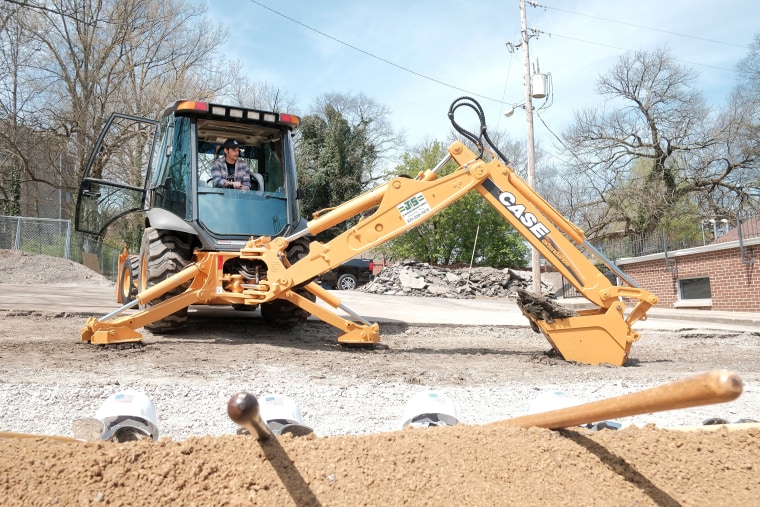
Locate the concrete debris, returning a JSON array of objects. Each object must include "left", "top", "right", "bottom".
[
  {"left": 360, "top": 261, "right": 562, "bottom": 299},
  {"left": 515, "top": 288, "right": 578, "bottom": 322}
]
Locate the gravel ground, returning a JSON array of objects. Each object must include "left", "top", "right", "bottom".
[
  {"left": 0, "top": 248, "right": 758, "bottom": 441},
  {"left": 1, "top": 312, "right": 758, "bottom": 442}
]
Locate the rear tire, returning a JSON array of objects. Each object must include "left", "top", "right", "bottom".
[
  {"left": 261, "top": 237, "right": 316, "bottom": 328},
  {"left": 138, "top": 227, "right": 193, "bottom": 332}
]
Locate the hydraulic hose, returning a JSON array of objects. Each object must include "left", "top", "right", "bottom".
[{"left": 448, "top": 96, "right": 511, "bottom": 166}]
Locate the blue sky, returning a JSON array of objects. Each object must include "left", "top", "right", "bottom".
[{"left": 197, "top": 0, "right": 757, "bottom": 163}]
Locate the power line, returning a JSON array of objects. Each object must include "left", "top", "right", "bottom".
[
  {"left": 529, "top": 2, "right": 750, "bottom": 50},
  {"left": 534, "top": 30, "right": 735, "bottom": 72},
  {"left": 534, "top": 112, "right": 578, "bottom": 164},
  {"left": 246, "top": 0, "right": 507, "bottom": 105}
]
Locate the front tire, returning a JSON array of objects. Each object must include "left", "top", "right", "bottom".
[
  {"left": 117, "top": 255, "right": 140, "bottom": 304},
  {"left": 261, "top": 237, "right": 316, "bottom": 328},
  {"left": 138, "top": 227, "right": 193, "bottom": 332}
]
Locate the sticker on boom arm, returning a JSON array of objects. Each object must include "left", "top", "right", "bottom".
[
  {"left": 397, "top": 193, "right": 432, "bottom": 224},
  {"left": 482, "top": 179, "right": 550, "bottom": 240}
]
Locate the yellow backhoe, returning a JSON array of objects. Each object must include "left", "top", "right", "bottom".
[{"left": 76, "top": 97, "right": 657, "bottom": 366}]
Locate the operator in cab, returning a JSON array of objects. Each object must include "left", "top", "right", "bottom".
[{"left": 211, "top": 138, "right": 251, "bottom": 190}]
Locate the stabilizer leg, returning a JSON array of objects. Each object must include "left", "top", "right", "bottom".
[
  {"left": 282, "top": 282, "right": 380, "bottom": 344},
  {"left": 80, "top": 264, "right": 205, "bottom": 344}
]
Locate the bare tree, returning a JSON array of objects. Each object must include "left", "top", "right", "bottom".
[
  {"left": 735, "top": 33, "right": 760, "bottom": 207},
  {"left": 561, "top": 47, "right": 758, "bottom": 239},
  {"left": 0, "top": 0, "right": 226, "bottom": 218},
  {"left": 737, "top": 33, "right": 760, "bottom": 101},
  {"left": 0, "top": 3, "right": 49, "bottom": 215},
  {"left": 220, "top": 73, "right": 298, "bottom": 113}
]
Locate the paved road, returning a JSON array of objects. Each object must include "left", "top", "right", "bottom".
[{"left": 1, "top": 284, "right": 758, "bottom": 333}]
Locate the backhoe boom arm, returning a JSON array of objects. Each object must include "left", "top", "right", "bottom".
[{"left": 282, "top": 141, "right": 657, "bottom": 365}]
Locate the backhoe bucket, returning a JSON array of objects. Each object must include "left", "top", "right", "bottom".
[{"left": 531, "top": 302, "right": 638, "bottom": 366}]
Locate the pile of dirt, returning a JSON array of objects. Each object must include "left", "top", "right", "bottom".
[
  {"left": 362, "top": 261, "right": 562, "bottom": 298},
  {"left": 0, "top": 249, "right": 112, "bottom": 286},
  {"left": 1, "top": 425, "right": 757, "bottom": 505}
]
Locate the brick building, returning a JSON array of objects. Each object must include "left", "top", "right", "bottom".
[{"left": 615, "top": 218, "right": 759, "bottom": 311}]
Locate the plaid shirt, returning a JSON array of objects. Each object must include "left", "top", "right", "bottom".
[{"left": 210, "top": 157, "right": 251, "bottom": 190}]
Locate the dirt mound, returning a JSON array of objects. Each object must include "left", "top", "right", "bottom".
[
  {"left": 1, "top": 425, "right": 757, "bottom": 505},
  {"left": 0, "top": 249, "right": 112, "bottom": 286}
]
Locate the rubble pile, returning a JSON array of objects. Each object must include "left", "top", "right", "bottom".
[{"left": 361, "top": 261, "right": 561, "bottom": 299}]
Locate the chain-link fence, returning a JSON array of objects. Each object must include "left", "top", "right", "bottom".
[
  {"left": 0, "top": 215, "right": 121, "bottom": 281},
  {"left": 0, "top": 215, "right": 71, "bottom": 258}
]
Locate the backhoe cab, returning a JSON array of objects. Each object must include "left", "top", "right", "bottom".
[
  {"left": 76, "top": 100, "right": 314, "bottom": 331},
  {"left": 77, "top": 97, "right": 657, "bottom": 366}
]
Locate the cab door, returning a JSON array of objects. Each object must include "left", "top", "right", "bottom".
[{"left": 75, "top": 113, "right": 159, "bottom": 236}]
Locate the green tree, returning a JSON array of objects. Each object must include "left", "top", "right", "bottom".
[
  {"left": 376, "top": 141, "right": 528, "bottom": 267},
  {"left": 296, "top": 92, "right": 402, "bottom": 240}
]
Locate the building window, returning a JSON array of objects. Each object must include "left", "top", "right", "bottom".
[{"left": 678, "top": 277, "right": 711, "bottom": 300}]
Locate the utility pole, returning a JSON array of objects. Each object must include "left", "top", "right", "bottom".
[
  {"left": 58, "top": 153, "right": 63, "bottom": 220},
  {"left": 519, "top": 0, "right": 541, "bottom": 295}
]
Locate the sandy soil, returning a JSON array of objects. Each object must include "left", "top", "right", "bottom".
[
  {"left": 3, "top": 424, "right": 758, "bottom": 506},
  {"left": 1, "top": 250, "right": 759, "bottom": 505}
]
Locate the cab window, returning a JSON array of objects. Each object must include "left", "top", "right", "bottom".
[{"left": 151, "top": 116, "right": 192, "bottom": 219}]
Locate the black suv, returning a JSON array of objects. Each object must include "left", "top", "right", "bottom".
[{"left": 319, "top": 258, "right": 374, "bottom": 290}]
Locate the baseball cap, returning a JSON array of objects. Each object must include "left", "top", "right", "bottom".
[{"left": 223, "top": 138, "right": 240, "bottom": 149}]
